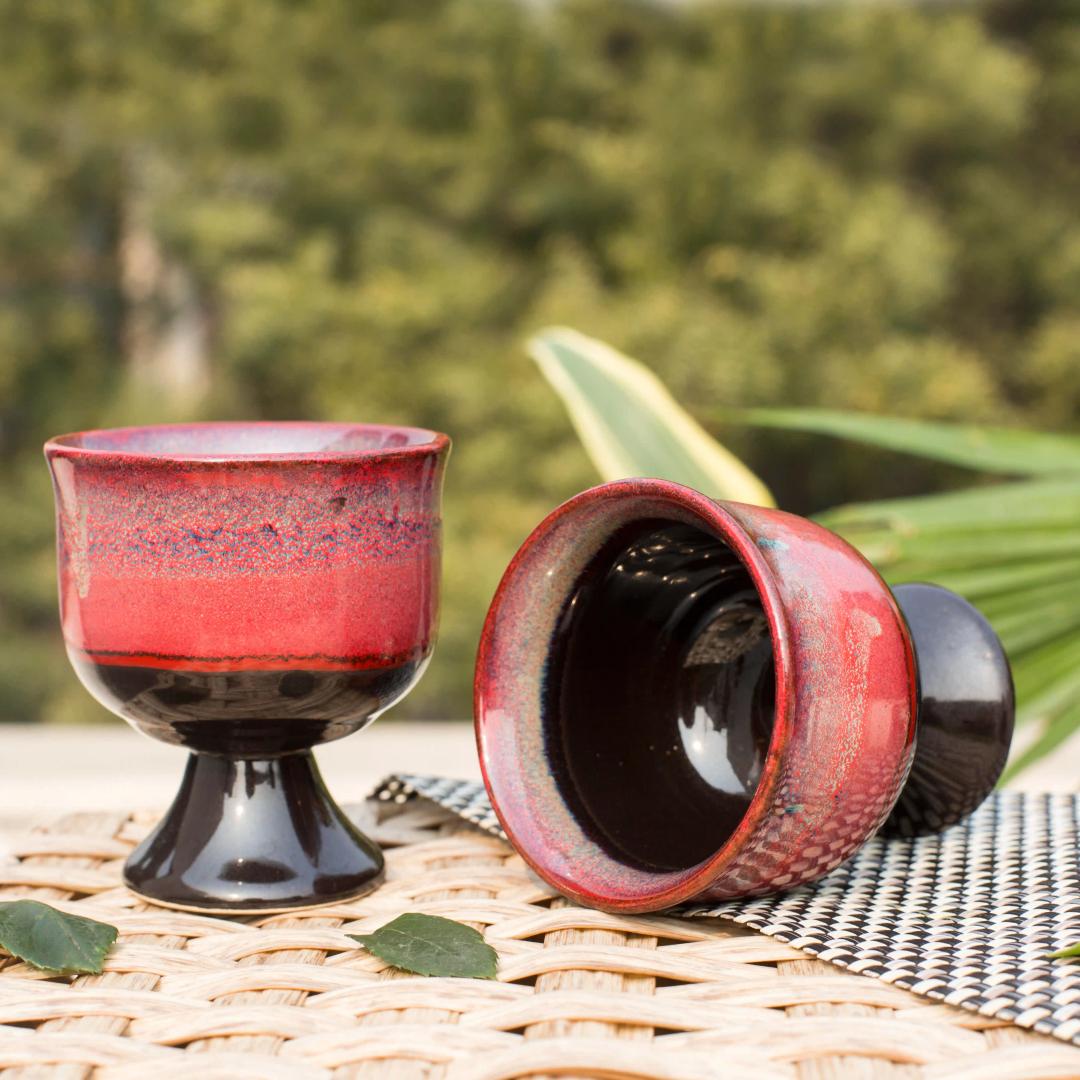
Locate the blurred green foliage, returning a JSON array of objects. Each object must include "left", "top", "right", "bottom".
[{"left": 1, "top": 0, "right": 1077, "bottom": 723}]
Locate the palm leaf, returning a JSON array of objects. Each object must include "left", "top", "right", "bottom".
[
  {"left": 529, "top": 327, "right": 775, "bottom": 506},
  {"left": 1002, "top": 697, "right": 1080, "bottom": 782},
  {"left": 816, "top": 481, "right": 1080, "bottom": 777},
  {"left": 823, "top": 478, "right": 1080, "bottom": 532},
  {"left": 530, "top": 329, "right": 1080, "bottom": 778},
  {"left": 740, "top": 407, "right": 1080, "bottom": 476}
]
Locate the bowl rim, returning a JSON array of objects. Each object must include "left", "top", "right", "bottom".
[
  {"left": 44, "top": 420, "right": 451, "bottom": 465},
  {"left": 474, "top": 477, "right": 797, "bottom": 913}
]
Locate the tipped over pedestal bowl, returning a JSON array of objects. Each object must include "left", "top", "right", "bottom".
[
  {"left": 475, "top": 479, "right": 1013, "bottom": 914},
  {"left": 46, "top": 421, "right": 449, "bottom": 913}
]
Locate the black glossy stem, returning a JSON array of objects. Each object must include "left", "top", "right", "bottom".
[
  {"left": 124, "top": 751, "right": 384, "bottom": 911},
  {"left": 883, "top": 583, "right": 1015, "bottom": 838}
]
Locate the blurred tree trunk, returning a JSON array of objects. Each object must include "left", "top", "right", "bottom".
[{"left": 119, "top": 154, "right": 210, "bottom": 410}]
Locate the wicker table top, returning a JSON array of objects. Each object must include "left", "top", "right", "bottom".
[{"left": 1, "top": 798, "right": 1079, "bottom": 1080}]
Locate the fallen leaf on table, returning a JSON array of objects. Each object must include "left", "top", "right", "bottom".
[
  {"left": 349, "top": 912, "right": 497, "bottom": 979},
  {"left": 0, "top": 899, "right": 118, "bottom": 975}
]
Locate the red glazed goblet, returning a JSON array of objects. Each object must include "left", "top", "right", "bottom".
[
  {"left": 46, "top": 422, "right": 449, "bottom": 912},
  {"left": 475, "top": 479, "right": 1012, "bottom": 913}
]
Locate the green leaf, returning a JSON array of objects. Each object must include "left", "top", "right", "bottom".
[
  {"left": 1012, "top": 635, "right": 1080, "bottom": 709},
  {"left": 349, "top": 913, "right": 497, "bottom": 979},
  {"left": 0, "top": 900, "right": 118, "bottom": 975},
  {"left": 737, "top": 408, "right": 1080, "bottom": 476},
  {"left": 530, "top": 331, "right": 1080, "bottom": 779},
  {"left": 1049, "top": 943, "right": 1080, "bottom": 960},
  {"left": 813, "top": 479, "right": 1080, "bottom": 777},
  {"left": 906, "top": 558, "right": 1080, "bottom": 604},
  {"left": 1001, "top": 697, "right": 1080, "bottom": 783},
  {"left": 529, "top": 327, "right": 775, "bottom": 506},
  {"left": 1015, "top": 657, "right": 1080, "bottom": 735},
  {"left": 822, "top": 479, "right": 1080, "bottom": 534}
]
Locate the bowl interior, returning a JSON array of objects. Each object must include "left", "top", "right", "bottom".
[
  {"left": 478, "top": 483, "right": 791, "bottom": 908},
  {"left": 49, "top": 421, "right": 441, "bottom": 459},
  {"left": 544, "top": 519, "right": 776, "bottom": 874}
]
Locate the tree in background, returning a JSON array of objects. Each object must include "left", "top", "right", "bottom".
[{"left": 0, "top": 0, "right": 1076, "bottom": 722}]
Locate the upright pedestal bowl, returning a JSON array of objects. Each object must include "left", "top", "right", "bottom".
[{"left": 46, "top": 421, "right": 449, "bottom": 912}]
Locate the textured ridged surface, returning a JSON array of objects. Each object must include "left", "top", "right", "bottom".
[
  {"left": 393, "top": 774, "right": 1080, "bottom": 1052},
  {"left": 1, "top": 792, "right": 1079, "bottom": 1078}
]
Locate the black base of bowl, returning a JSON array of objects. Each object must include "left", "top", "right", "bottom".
[
  {"left": 123, "top": 750, "right": 384, "bottom": 912},
  {"left": 883, "top": 583, "right": 1015, "bottom": 838}
]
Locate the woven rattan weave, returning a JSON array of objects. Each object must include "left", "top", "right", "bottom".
[
  {"left": 386, "top": 775, "right": 1080, "bottom": 1048},
  {"left": 1, "top": 797, "right": 1079, "bottom": 1079}
]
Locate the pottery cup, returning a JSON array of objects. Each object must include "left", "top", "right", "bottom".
[
  {"left": 46, "top": 421, "right": 449, "bottom": 912},
  {"left": 475, "top": 479, "right": 1013, "bottom": 913}
]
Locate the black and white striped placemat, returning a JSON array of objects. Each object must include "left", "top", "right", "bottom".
[{"left": 372, "top": 774, "right": 1080, "bottom": 1047}]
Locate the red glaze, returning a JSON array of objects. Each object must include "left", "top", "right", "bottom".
[
  {"left": 46, "top": 422, "right": 448, "bottom": 675},
  {"left": 475, "top": 479, "right": 917, "bottom": 913},
  {"left": 45, "top": 421, "right": 449, "bottom": 912}
]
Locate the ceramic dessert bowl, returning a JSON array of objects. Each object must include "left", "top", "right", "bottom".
[
  {"left": 46, "top": 421, "right": 449, "bottom": 912},
  {"left": 475, "top": 479, "right": 1013, "bottom": 913}
]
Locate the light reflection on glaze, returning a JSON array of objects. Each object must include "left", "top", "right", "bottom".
[{"left": 476, "top": 481, "right": 919, "bottom": 912}]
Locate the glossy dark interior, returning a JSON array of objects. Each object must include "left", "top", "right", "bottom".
[
  {"left": 545, "top": 520, "right": 775, "bottom": 873},
  {"left": 73, "top": 657, "right": 421, "bottom": 756},
  {"left": 884, "top": 583, "right": 1014, "bottom": 837}
]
